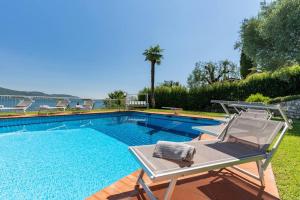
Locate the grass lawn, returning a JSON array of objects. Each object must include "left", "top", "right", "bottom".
[
  {"left": 145, "top": 108, "right": 225, "bottom": 118},
  {"left": 272, "top": 119, "right": 300, "bottom": 200}
]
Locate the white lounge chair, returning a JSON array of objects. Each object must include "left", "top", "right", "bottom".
[
  {"left": 129, "top": 116, "right": 288, "bottom": 200},
  {"left": 161, "top": 107, "right": 183, "bottom": 115},
  {"left": 211, "top": 100, "right": 273, "bottom": 119},
  {"left": 126, "top": 100, "right": 148, "bottom": 109},
  {"left": 0, "top": 98, "right": 33, "bottom": 113},
  {"left": 75, "top": 99, "right": 94, "bottom": 110},
  {"left": 39, "top": 99, "right": 70, "bottom": 114}
]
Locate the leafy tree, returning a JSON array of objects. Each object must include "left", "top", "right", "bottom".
[
  {"left": 107, "top": 90, "right": 126, "bottom": 99},
  {"left": 143, "top": 45, "right": 164, "bottom": 108},
  {"left": 240, "top": 50, "right": 255, "bottom": 78},
  {"left": 239, "top": 0, "right": 300, "bottom": 70},
  {"left": 104, "top": 90, "right": 127, "bottom": 108},
  {"left": 160, "top": 80, "right": 180, "bottom": 87},
  {"left": 187, "top": 60, "right": 238, "bottom": 88}
]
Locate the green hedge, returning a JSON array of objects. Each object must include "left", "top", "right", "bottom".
[
  {"left": 140, "top": 65, "right": 300, "bottom": 110},
  {"left": 140, "top": 86, "right": 189, "bottom": 108}
]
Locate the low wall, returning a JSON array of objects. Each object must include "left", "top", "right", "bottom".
[{"left": 280, "top": 99, "right": 300, "bottom": 119}]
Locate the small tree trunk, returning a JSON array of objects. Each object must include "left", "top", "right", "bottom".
[{"left": 150, "top": 61, "right": 156, "bottom": 108}]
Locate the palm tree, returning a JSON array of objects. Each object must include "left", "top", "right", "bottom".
[{"left": 143, "top": 45, "right": 164, "bottom": 108}]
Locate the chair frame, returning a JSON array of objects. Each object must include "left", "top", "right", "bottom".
[
  {"left": 130, "top": 115, "right": 290, "bottom": 200},
  {"left": 38, "top": 99, "right": 70, "bottom": 115},
  {"left": 0, "top": 98, "right": 33, "bottom": 113},
  {"left": 211, "top": 100, "right": 292, "bottom": 128}
]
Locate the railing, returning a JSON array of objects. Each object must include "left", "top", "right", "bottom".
[{"left": 0, "top": 95, "right": 128, "bottom": 112}]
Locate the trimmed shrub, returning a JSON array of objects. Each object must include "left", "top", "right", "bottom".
[
  {"left": 140, "top": 65, "right": 300, "bottom": 110},
  {"left": 245, "top": 93, "right": 270, "bottom": 103},
  {"left": 155, "top": 86, "right": 188, "bottom": 109},
  {"left": 139, "top": 86, "right": 188, "bottom": 109}
]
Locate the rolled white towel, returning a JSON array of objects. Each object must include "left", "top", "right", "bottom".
[
  {"left": 153, "top": 141, "right": 196, "bottom": 162},
  {"left": 40, "top": 105, "right": 50, "bottom": 109}
]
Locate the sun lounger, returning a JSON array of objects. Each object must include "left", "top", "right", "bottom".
[
  {"left": 192, "top": 113, "right": 237, "bottom": 137},
  {"left": 75, "top": 99, "right": 94, "bottom": 110},
  {"left": 0, "top": 98, "right": 33, "bottom": 113},
  {"left": 193, "top": 108, "right": 271, "bottom": 137},
  {"left": 239, "top": 109, "right": 270, "bottom": 119},
  {"left": 129, "top": 116, "right": 288, "bottom": 200},
  {"left": 211, "top": 100, "right": 273, "bottom": 119},
  {"left": 39, "top": 99, "right": 70, "bottom": 114},
  {"left": 161, "top": 107, "right": 183, "bottom": 115},
  {"left": 126, "top": 100, "right": 148, "bottom": 109},
  {"left": 195, "top": 101, "right": 280, "bottom": 138}
]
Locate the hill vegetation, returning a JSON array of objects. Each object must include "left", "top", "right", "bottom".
[{"left": 0, "top": 86, "right": 76, "bottom": 97}]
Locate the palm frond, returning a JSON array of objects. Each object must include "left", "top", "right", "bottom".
[{"left": 143, "top": 45, "right": 164, "bottom": 64}]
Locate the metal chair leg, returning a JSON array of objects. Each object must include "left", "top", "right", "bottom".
[
  {"left": 256, "top": 160, "right": 265, "bottom": 187},
  {"left": 163, "top": 178, "right": 177, "bottom": 200}
]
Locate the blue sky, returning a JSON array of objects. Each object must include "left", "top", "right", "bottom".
[{"left": 0, "top": 0, "right": 265, "bottom": 98}]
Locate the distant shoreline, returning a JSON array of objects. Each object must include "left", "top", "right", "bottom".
[{"left": 0, "top": 86, "right": 77, "bottom": 98}]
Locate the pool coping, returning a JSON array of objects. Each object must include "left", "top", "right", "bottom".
[
  {"left": 0, "top": 109, "right": 226, "bottom": 122},
  {"left": 0, "top": 110, "right": 126, "bottom": 119}
]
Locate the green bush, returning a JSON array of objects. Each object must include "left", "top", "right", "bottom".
[
  {"left": 245, "top": 93, "right": 270, "bottom": 103},
  {"left": 140, "top": 65, "right": 300, "bottom": 110}
]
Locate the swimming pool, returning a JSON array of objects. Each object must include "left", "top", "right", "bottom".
[{"left": 0, "top": 112, "right": 220, "bottom": 199}]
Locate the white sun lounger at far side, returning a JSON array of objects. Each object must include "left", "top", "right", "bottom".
[
  {"left": 75, "top": 99, "right": 94, "bottom": 111},
  {"left": 239, "top": 108, "right": 272, "bottom": 119},
  {"left": 0, "top": 98, "right": 33, "bottom": 113},
  {"left": 129, "top": 116, "right": 288, "bottom": 200},
  {"left": 126, "top": 100, "right": 148, "bottom": 109},
  {"left": 39, "top": 99, "right": 70, "bottom": 114},
  {"left": 161, "top": 107, "right": 183, "bottom": 115},
  {"left": 211, "top": 100, "right": 273, "bottom": 119}
]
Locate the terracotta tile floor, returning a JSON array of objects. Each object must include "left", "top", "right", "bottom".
[{"left": 87, "top": 162, "right": 279, "bottom": 200}]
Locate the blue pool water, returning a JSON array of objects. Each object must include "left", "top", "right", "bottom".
[{"left": 0, "top": 112, "right": 220, "bottom": 199}]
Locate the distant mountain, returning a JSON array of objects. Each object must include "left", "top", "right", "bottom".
[{"left": 0, "top": 86, "right": 77, "bottom": 98}]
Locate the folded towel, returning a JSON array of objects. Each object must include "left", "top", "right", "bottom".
[
  {"left": 40, "top": 105, "right": 50, "bottom": 109},
  {"left": 153, "top": 141, "right": 196, "bottom": 162}
]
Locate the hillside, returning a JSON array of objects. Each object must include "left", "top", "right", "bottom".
[{"left": 0, "top": 86, "right": 76, "bottom": 97}]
